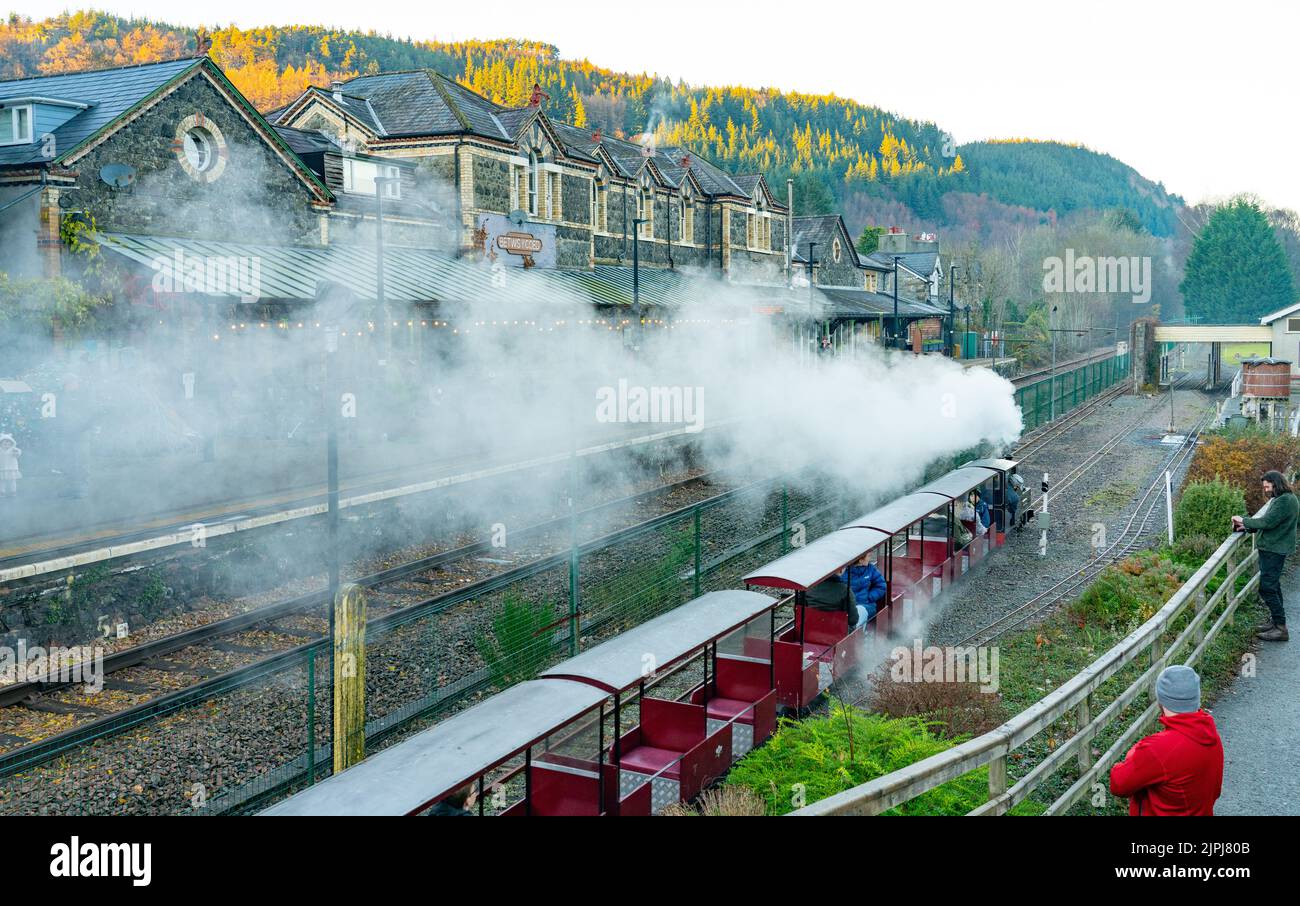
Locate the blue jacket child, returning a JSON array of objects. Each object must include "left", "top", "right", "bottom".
[{"left": 840, "top": 561, "right": 886, "bottom": 620}]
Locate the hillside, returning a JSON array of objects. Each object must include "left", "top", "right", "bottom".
[{"left": 0, "top": 10, "right": 1185, "bottom": 237}]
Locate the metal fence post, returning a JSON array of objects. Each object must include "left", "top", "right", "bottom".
[
  {"left": 568, "top": 548, "right": 580, "bottom": 655},
  {"left": 693, "top": 505, "right": 702, "bottom": 597},
  {"left": 306, "top": 648, "right": 316, "bottom": 785},
  {"left": 781, "top": 482, "right": 789, "bottom": 553}
]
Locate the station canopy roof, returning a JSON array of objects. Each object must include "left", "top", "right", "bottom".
[
  {"left": 815, "top": 286, "right": 948, "bottom": 320},
  {"left": 539, "top": 590, "right": 777, "bottom": 693},
  {"left": 742, "top": 526, "right": 890, "bottom": 591},
  {"left": 96, "top": 233, "right": 816, "bottom": 314},
  {"left": 842, "top": 492, "right": 947, "bottom": 535},
  {"left": 260, "top": 679, "right": 608, "bottom": 816},
  {"left": 913, "top": 467, "right": 999, "bottom": 501}
]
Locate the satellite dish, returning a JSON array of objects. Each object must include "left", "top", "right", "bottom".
[
  {"left": 508, "top": 209, "right": 529, "bottom": 226},
  {"left": 99, "top": 163, "right": 136, "bottom": 188}
]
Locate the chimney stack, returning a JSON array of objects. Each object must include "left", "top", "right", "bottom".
[{"left": 332, "top": 81, "right": 344, "bottom": 103}]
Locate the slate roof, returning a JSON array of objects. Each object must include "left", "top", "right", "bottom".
[
  {"left": 274, "top": 125, "right": 340, "bottom": 156},
  {"left": 312, "top": 70, "right": 514, "bottom": 140},
  {"left": 0, "top": 57, "right": 200, "bottom": 168},
  {"left": 791, "top": 215, "right": 857, "bottom": 266},
  {"left": 865, "top": 250, "right": 940, "bottom": 279}
]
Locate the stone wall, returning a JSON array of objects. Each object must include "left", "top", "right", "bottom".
[
  {"left": 70, "top": 73, "right": 323, "bottom": 246},
  {"left": 471, "top": 153, "right": 512, "bottom": 213},
  {"left": 562, "top": 173, "right": 591, "bottom": 226}
]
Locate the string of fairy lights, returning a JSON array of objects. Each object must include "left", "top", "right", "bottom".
[{"left": 200, "top": 316, "right": 744, "bottom": 341}]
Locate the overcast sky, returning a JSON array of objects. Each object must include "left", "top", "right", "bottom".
[{"left": 21, "top": 0, "right": 1298, "bottom": 211}]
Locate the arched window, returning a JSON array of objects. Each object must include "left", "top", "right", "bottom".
[
  {"left": 681, "top": 192, "right": 694, "bottom": 244},
  {"left": 528, "top": 150, "right": 539, "bottom": 216},
  {"left": 639, "top": 186, "right": 654, "bottom": 238}
]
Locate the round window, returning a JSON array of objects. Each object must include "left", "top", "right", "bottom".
[
  {"left": 832, "top": 238, "right": 843, "bottom": 263},
  {"left": 183, "top": 127, "right": 215, "bottom": 172},
  {"left": 174, "top": 114, "right": 228, "bottom": 183}
]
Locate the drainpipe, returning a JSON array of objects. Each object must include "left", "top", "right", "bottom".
[
  {"left": 787, "top": 178, "right": 794, "bottom": 285},
  {"left": 453, "top": 144, "right": 462, "bottom": 257}
]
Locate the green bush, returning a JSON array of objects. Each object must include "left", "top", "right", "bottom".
[
  {"left": 1170, "top": 533, "right": 1219, "bottom": 569},
  {"left": 1068, "top": 550, "right": 1190, "bottom": 630},
  {"left": 474, "top": 592, "right": 559, "bottom": 688},
  {"left": 1174, "top": 479, "right": 1245, "bottom": 542},
  {"left": 724, "top": 702, "right": 990, "bottom": 815}
]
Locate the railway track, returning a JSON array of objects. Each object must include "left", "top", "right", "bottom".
[
  {"left": 955, "top": 401, "right": 1213, "bottom": 648},
  {"left": 0, "top": 419, "right": 737, "bottom": 584},
  {"left": 1010, "top": 348, "right": 1118, "bottom": 388},
  {"left": 0, "top": 470, "right": 735, "bottom": 749}
]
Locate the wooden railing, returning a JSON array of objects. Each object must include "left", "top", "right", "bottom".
[{"left": 792, "top": 532, "right": 1258, "bottom": 816}]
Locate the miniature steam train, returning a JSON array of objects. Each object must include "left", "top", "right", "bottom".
[{"left": 263, "top": 458, "right": 1023, "bottom": 817}]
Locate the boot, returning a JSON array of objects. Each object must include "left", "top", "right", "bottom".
[
  {"left": 1257, "top": 619, "right": 1277, "bottom": 633},
  {"left": 1258, "top": 624, "right": 1290, "bottom": 642}
]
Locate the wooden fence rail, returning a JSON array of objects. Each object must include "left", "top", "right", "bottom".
[{"left": 793, "top": 532, "right": 1258, "bottom": 816}]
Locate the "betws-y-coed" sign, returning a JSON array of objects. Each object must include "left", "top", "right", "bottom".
[{"left": 496, "top": 232, "right": 544, "bottom": 256}]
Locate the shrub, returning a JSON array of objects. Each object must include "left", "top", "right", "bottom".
[
  {"left": 474, "top": 592, "right": 559, "bottom": 688},
  {"left": 1174, "top": 479, "right": 1246, "bottom": 542},
  {"left": 862, "top": 662, "right": 1007, "bottom": 739},
  {"left": 1170, "top": 533, "right": 1220, "bottom": 569},
  {"left": 661, "top": 786, "right": 767, "bottom": 816},
  {"left": 1185, "top": 432, "right": 1300, "bottom": 511},
  {"left": 1068, "top": 550, "right": 1190, "bottom": 630},
  {"left": 723, "top": 702, "right": 989, "bottom": 815}
]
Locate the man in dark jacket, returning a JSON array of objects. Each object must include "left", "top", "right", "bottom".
[
  {"left": 805, "top": 575, "right": 863, "bottom": 630},
  {"left": 1109, "top": 665, "right": 1224, "bottom": 816},
  {"left": 1232, "top": 470, "right": 1297, "bottom": 642}
]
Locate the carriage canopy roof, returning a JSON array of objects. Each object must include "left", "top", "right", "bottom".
[
  {"left": 913, "top": 467, "right": 1000, "bottom": 501},
  {"left": 742, "top": 527, "right": 890, "bottom": 591},
  {"left": 963, "top": 458, "right": 1019, "bottom": 472},
  {"left": 260, "top": 679, "right": 608, "bottom": 816},
  {"left": 539, "top": 590, "right": 777, "bottom": 693},
  {"left": 841, "top": 493, "right": 947, "bottom": 535}
]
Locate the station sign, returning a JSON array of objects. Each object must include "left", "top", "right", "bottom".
[{"left": 475, "top": 213, "right": 556, "bottom": 269}]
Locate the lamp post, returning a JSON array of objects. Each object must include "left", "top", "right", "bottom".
[
  {"left": 947, "top": 263, "right": 961, "bottom": 357},
  {"left": 1050, "top": 305, "right": 1058, "bottom": 421},
  {"left": 631, "top": 216, "right": 648, "bottom": 349},
  {"left": 805, "top": 241, "right": 818, "bottom": 353},
  {"left": 374, "top": 175, "right": 400, "bottom": 379},
  {"left": 892, "top": 255, "right": 903, "bottom": 349}
]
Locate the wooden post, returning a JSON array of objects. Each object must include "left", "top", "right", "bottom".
[
  {"left": 988, "top": 754, "right": 1007, "bottom": 799},
  {"left": 333, "top": 583, "right": 367, "bottom": 773},
  {"left": 1077, "top": 693, "right": 1094, "bottom": 772},
  {"left": 1150, "top": 632, "right": 1165, "bottom": 701},
  {"left": 1193, "top": 586, "right": 1207, "bottom": 645}
]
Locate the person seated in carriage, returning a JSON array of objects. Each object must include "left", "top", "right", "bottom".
[
  {"left": 839, "top": 553, "right": 886, "bottom": 624},
  {"left": 806, "top": 573, "right": 869, "bottom": 631}
]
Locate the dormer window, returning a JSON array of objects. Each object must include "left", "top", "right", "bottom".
[
  {"left": 343, "top": 158, "right": 400, "bottom": 197},
  {"left": 0, "top": 105, "right": 33, "bottom": 146}
]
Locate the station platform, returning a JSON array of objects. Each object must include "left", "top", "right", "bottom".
[{"left": 1212, "top": 565, "right": 1300, "bottom": 815}]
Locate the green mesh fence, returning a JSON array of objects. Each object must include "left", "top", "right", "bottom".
[
  {"left": 1016, "top": 352, "right": 1130, "bottom": 432},
  {"left": 0, "top": 357, "right": 1118, "bottom": 816}
]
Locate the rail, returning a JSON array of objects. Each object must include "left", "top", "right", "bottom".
[{"left": 793, "top": 530, "right": 1258, "bottom": 816}]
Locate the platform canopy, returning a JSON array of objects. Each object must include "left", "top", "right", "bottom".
[
  {"left": 742, "top": 527, "right": 889, "bottom": 592},
  {"left": 963, "top": 457, "right": 1019, "bottom": 473},
  {"left": 259, "top": 679, "right": 608, "bottom": 816},
  {"left": 539, "top": 590, "right": 778, "bottom": 693},
  {"left": 842, "top": 493, "right": 946, "bottom": 535},
  {"left": 914, "top": 467, "right": 999, "bottom": 501}
]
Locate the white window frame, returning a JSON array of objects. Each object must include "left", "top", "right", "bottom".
[
  {"left": 1287, "top": 318, "right": 1300, "bottom": 333},
  {"left": 0, "top": 105, "right": 33, "bottom": 146}
]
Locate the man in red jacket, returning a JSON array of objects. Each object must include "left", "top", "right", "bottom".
[{"left": 1109, "top": 665, "right": 1224, "bottom": 815}]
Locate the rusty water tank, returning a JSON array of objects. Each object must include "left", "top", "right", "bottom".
[{"left": 1241, "top": 357, "right": 1292, "bottom": 399}]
